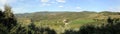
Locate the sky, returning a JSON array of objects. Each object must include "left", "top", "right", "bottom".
[{"left": 0, "top": 0, "right": 120, "bottom": 13}]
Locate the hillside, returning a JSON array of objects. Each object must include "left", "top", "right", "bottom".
[{"left": 14, "top": 11, "right": 120, "bottom": 34}]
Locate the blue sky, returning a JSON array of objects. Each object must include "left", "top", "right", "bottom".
[{"left": 0, "top": 0, "right": 120, "bottom": 13}]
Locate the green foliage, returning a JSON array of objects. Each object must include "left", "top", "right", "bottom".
[
  {"left": 0, "top": 4, "right": 17, "bottom": 34},
  {"left": 9, "top": 23, "right": 56, "bottom": 34},
  {"left": 3, "top": 5, "right": 17, "bottom": 30},
  {"left": 4, "top": 4, "right": 13, "bottom": 18}
]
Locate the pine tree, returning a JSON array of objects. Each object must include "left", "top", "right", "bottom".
[
  {"left": 0, "top": 9, "right": 4, "bottom": 19},
  {"left": 4, "top": 4, "right": 13, "bottom": 18},
  {"left": 3, "top": 4, "right": 17, "bottom": 30}
]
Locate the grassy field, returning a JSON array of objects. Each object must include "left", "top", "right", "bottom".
[
  {"left": 15, "top": 12, "right": 97, "bottom": 34},
  {"left": 19, "top": 18, "right": 95, "bottom": 34},
  {"left": 14, "top": 11, "right": 120, "bottom": 34}
]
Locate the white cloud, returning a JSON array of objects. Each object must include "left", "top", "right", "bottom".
[
  {"left": 51, "top": 2, "right": 56, "bottom": 3},
  {"left": 40, "top": 3, "right": 51, "bottom": 7},
  {"left": 42, "top": 3, "right": 51, "bottom": 6},
  {"left": 50, "top": 2, "right": 58, "bottom": 4},
  {"left": 0, "top": 0, "right": 7, "bottom": 4},
  {"left": 40, "top": 0, "right": 51, "bottom": 7},
  {"left": 0, "top": 6, "right": 4, "bottom": 11},
  {"left": 56, "top": 0, "right": 66, "bottom": 3},
  {"left": 41, "top": 0, "right": 49, "bottom": 3},
  {"left": 12, "top": 7, "right": 31, "bottom": 13},
  {"left": 76, "top": 6, "right": 81, "bottom": 10},
  {"left": 58, "top": 5, "right": 63, "bottom": 8},
  {"left": 0, "top": 0, "right": 18, "bottom": 5},
  {"left": 106, "top": 6, "right": 120, "bottom": 12}
]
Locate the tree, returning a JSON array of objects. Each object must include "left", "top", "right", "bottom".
[
  {"left": 2, "top": 4, "right": 17, "bottom": 30},
  {"left": 0, "top": 9, "right": 4, "bottom": 19},
  {"left": 4, "top": 4, "right": 13, "bottom": 18}
]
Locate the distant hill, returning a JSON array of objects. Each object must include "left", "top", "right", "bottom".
[
  {"left": 15, "top": 11, "right": 120, "bottom": 22},
  {"left": 15, "top": 11, "right": 97, "bottom": 21}
]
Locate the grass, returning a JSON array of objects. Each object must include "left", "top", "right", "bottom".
[
  {"left": 71, "top": 19, "right": 95, "bottom": 24},
  {"left": 69, "top": 19, "right": 95, "bottom": 29}
]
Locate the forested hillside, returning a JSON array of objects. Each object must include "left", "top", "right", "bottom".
[{"left": 0, "top": 5, "right": 120, "bottom": 34}]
